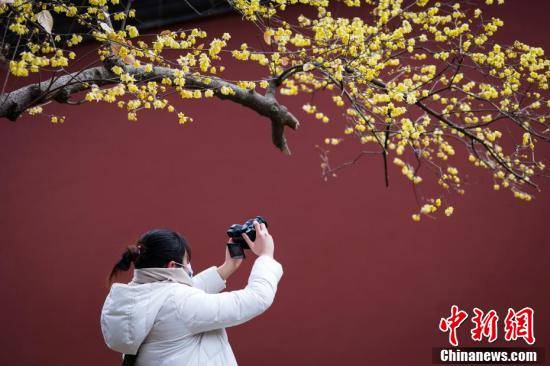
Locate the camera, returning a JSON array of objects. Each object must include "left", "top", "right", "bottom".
[{"left": 226, "top": 216, "right": 268, "bottom": 259}]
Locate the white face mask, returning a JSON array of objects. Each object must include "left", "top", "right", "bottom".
[
  {"left": 185, "top": 263, "right": 193, "bottom": 278},
  {"left": 173, "top": 260, "right": 193, "bottom": 278}
]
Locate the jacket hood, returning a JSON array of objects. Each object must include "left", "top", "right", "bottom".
[{"left": 100, "top": 281, "right": 179, "bottom": 355}]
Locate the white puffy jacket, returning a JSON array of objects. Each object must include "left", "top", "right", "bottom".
[{"left": 100, "top": 255, "right": 283, "bottom": 366}]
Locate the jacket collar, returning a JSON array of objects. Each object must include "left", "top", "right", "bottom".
[{"left": 130, "top": 267, "right": 193, "bottom": 287}]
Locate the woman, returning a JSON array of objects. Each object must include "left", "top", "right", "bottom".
[{"left": 100, "top": 220, "right": 283, "bottom": 366}]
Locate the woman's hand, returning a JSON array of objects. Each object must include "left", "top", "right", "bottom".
[
  {"left": 224, "top": 238, "right": 244, "bottom": 270},
  {"left": 242, "top": 220, "right": 275, "bottom": 258},
  {"left": 217, "top": 238, "right": 243, "bottom": 281}
]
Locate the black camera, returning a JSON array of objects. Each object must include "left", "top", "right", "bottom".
[{"left": 226, "top": 216, "right": 268, "bottom": 259}]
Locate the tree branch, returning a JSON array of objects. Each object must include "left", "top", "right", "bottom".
[
  {"left": 415, "top": 100, "right": 539, "bottom": 189},
  {"left": 0, "top": 64, "right": 300, "bottom": 154}
]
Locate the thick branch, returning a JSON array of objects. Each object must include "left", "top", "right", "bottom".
[
  {"left": 0, "top": 66, "right": 114, "bottom": 120},
  {"left": 0, "top": 64, "right": 300, "bottom": 154}
]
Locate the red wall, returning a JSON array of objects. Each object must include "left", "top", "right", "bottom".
[{"left": 1, "top": 2, "right": 549, "bottom": 365}]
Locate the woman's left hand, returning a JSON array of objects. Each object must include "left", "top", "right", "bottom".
[
  {"left": 217, "top": 239, "right": 243, "bottom": 280},
  {"left": 224, "top": 238, "right": 243, "bottom": 270}
]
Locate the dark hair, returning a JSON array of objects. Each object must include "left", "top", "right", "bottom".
[{"left": 108, "top": 228, "right": 192, "bottom": 285}]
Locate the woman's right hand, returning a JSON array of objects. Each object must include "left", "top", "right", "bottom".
[{"left": 242, "top": 220, "right": 274, "bottom": 258}]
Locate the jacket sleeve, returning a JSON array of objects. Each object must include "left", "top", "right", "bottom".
[
  {"left": 175, "top": 255, "right": 283, "bottom": 334},
  {"left": 192, "top": 266, "right": 227, "bottom": 294}
]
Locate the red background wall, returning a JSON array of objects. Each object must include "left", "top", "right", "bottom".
[{"left": 1, "top": 2, "right": 549, "bottom": 365}]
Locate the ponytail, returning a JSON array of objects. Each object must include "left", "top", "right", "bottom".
[{"left": 108, "top": 244, "right": 140, "bottom": 286}]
